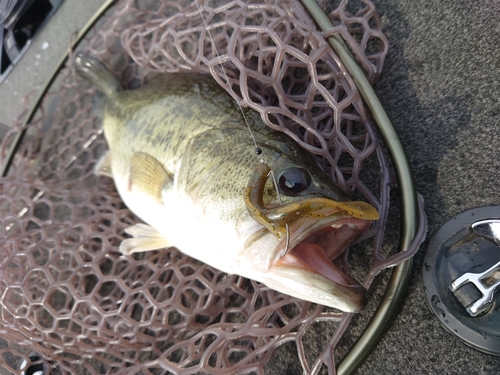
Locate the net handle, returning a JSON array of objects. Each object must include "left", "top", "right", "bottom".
[{"left": 298, "top": 0, "right": 421, "bottom": 373}]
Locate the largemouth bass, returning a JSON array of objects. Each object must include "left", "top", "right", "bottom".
[{"left": 74, "top": 53, "right": 379, "bottom": 313}]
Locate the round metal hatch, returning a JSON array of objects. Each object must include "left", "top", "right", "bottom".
[{"left": 422, "top": 205, "right": 500, "bottom": 356}]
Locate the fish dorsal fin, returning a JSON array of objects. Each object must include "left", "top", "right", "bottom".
[
  {"left": 120, "top": 223, "right": 170, "bottom": 255},
  {"left": 129, "top": 152, "right": 172, "bottom": 203}
]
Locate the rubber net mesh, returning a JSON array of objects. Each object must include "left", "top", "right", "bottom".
[{"left": 0, "top": 0, "right": 423, "bottom": 374}]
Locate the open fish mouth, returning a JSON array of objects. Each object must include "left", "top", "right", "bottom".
[
  {"left": 270, "top": 211, "right": 374, "bottom": 312},
  {"left": 280, "top": 213, "right": 373, "bottom": 284},
  {"left": 245, "top": 163, "right": 379, "bottom": 312}
]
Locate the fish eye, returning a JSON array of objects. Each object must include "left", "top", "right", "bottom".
[{"left": 277, "top": 167, "right": 311, "bottom": 195}]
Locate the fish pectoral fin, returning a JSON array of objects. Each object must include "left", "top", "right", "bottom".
[
  {"left": 119, "top": 223, "right": 170, "bottom": 255},
  {"left": 129, "top": 152, "right": 172, "bottom": 203},
  {"left": 94, "top": 151, "right": 113, "bottom": 178}
]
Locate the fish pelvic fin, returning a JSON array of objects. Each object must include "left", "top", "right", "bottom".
[
  {"left": 94, "top": 151, "right": 112, "bottom": 178},
  {"left": 129, "top": 152, "right": 173, "bottom": 203},
  {"left": 74, "top": 52, "right": 123, "bottom": 97},
  {"left": 120, "top": 223, "right": 170, "bottom": 255}
]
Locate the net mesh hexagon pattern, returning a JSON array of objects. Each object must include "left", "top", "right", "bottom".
[{"left": 0, "top": 0, "right": 424, "bottom": 374}]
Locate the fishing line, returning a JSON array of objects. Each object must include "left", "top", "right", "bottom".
[
  {"left": 194, "top": 0, "right": 262, "bottom": 160},
  {"left": 195, "top": 0, "right": 291, "bottom": 245}
]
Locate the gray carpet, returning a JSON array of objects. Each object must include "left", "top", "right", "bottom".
[{"left": 356, "top": 1, "right": 500, "bottom": 373}]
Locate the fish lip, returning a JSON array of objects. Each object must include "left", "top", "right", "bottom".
[{"left": 264, "top": 259, "right": 369, "bottom": 312}]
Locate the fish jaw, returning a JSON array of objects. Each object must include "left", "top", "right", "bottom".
[
  {"left": 264, "top": 257, "right": 368, "bottom": 313},
  {"left": 242, "top": 211, "right": 372, "bottom": 312}
]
